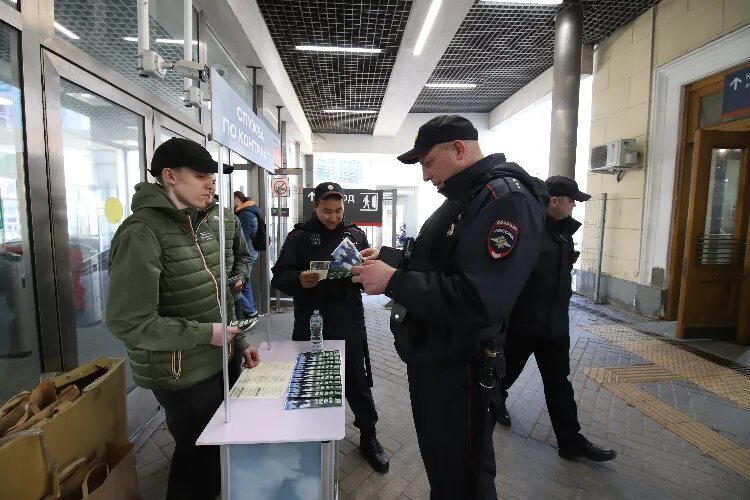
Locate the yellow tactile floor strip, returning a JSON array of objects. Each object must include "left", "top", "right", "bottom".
[
  {"left": 583, "top": 366, "right": 750, "bottom": 479},
  {"left": 605, "top": 365, "right": 683, "bottom": 382},
  {"left": 586, "top": 324, "right": 750, "bottom": 410}
]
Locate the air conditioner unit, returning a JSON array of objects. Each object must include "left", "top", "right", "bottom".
[{"left": 589, "top": 139, "right": 638, "bottom": 172}]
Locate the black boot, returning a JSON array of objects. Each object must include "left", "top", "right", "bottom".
[
  {"left": 360, "top": 430, "right": 390, "bottom": 473},
  {"left": 492, "top": 398, "right": 511, "bottom": 427},
  {"left": 558, "top": 435, "right": 617, "bottom": 462}
]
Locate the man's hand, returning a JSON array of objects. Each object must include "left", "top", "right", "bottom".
[
  {"left": 360, "top": 247, "right": 380, "bottom": 261},
  {"left": 241, "top": 346, "right": 260, "bottom": 369},
  {"left": 231, "top": 280, "right": 244, "bottom": 292},
  {"left": 351, "top": 260, "right": 396, "bottom": 295},
  {"left": 210, "top": 324, "right": 240, "bottom": 346},
  {"left": 299, "top": 270, "right": 321, "bottom": 289}
]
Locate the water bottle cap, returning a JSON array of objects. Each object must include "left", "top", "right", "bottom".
[{"left": 313, "top": 309, "right": 320, "bottom": 314}]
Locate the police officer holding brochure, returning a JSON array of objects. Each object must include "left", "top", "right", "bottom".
[
  {"left": 351, "top": 115, "right": 548, "bottom": 499},
  {"left": 271, "top": 182, "right": 389, "bottom": 473}
]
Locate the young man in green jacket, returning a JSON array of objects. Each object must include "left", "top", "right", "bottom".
[{"left": 106, "top": 138, "right": 260, "bottom": 500}]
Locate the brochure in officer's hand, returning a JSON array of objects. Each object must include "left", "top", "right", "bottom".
[{"left": 308, "top": 237, "right": 363, "bottom": 280}]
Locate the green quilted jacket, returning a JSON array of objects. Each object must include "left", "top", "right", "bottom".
[{"left": 106, "top": 182, "right": 250, "bottom": 390}]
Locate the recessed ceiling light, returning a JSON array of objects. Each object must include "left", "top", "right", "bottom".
[
  {"left": 480, "top": 0, "right": 563, "bottom": 5},
  {"left": 295, "top": 46, "right": 381, "bottom": 54},
  {"left": 413, "top": 0, "right": 442, "bottom": 56},
  {"left": 323, "top": 109, "right": 378, "bottom": 114},
  {"left": 123, "top": 37, "right": 197, "bottom": 45},
  {"left": 54, "top": 22, "right": 80, "bottom": 40},
  {"left": 424, "top": 83, "right": 477, "bottom": 89},
  {"left": 156, "top": 39, "right": 198, "bottom": 45}
]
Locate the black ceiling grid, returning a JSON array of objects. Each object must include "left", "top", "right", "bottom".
[
  {"left": 413, "top": 0, "right": 661, "bottom": 114},
  {"left": 256, "top": 0, "right": 413, "bottom": 134}
]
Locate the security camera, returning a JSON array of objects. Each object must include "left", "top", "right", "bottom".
[
  {"left": 138, "top": 50, "right": 167, "bottom": 79},
  {"left": 169, "top": 60, "right": 210, "bottom": 83}
]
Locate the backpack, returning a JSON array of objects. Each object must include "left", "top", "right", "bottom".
[{"left": 249, "top": 206, "right": 267, "bottom": 251}]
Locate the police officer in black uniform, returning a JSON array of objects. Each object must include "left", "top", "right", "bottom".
[
  {"left": 271, "top": 182, "right": 389, "bottom": 473},
  {"left": 352, "top": 115, "right": 548, "bottom": 499},
  {"left": 491, "top": 175, "right": 617, "bottom": 463}
]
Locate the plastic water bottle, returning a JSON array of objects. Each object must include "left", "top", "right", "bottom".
[{"left": 310, "top": 310, "right": 323, "bottom": 353}]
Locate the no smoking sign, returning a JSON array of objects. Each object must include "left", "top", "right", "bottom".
[{"left": 272, "top": 176, "right": 290, "bottom": 197}]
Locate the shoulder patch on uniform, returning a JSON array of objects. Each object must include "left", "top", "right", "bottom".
[{"left": 487, "top": 220, "right": 519, "bottom": 260}]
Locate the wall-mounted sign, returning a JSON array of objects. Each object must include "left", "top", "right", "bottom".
[
  {"left": 721, "top": 65, "right": 750, "bottom": 119},
  {"left": 302, "top": 188, "right": 383, "bottom": 226},
  {"left": 210, "top": 67, "right": 278, "bottom": 172}
]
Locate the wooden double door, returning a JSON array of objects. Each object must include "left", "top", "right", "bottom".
[{"left": 676, "top": 130, "right": 750, "bottom": 342}]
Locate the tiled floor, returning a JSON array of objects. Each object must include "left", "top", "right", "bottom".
[{"left": 136, "top": 295, "right": 750, "bottom": 499}]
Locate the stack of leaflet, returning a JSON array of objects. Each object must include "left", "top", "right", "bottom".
[{"left": 284, "top": 350, "right": 343, "bottom": 410}]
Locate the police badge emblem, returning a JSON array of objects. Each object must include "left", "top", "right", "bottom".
[{"left": 487, "top": 220, "right": 518, "bottom": 259}]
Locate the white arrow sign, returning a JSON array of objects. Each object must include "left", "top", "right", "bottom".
[{"left": 730, "top": 77, "right": 743, "bottom": 91}]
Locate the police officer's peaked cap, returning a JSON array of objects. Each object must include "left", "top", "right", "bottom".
[
  {"left": 397, "top": 115, "right": 479, "bottom": 164},
  {"left": 545, "top": 176, "right": 591, "bottom": 202},
  {"left": 314, "top": 182, "right": 345, "bottom": 201},
  {"left": 150, "top": 138, "right": 233, "bottom": 176}
]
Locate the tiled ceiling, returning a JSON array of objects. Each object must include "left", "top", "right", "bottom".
[
  {"left": 257, "top": 0, "right": 661, "bottom": 132},
  {"left": 413, "top": 0, "right": 662, "bottom": 113},
  {"left": 256, "top": 0, "right": 413, "bottom": 135}
]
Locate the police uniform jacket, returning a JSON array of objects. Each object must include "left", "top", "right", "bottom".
[
  {"left": 271, "top": 216, "right": 368, "bottom": 340},
  {"left": 384, "top": 154, "right": 549, "bottom": 364},
  {"left": 507, "top": 215, "right": 581, "bottom": 338}
]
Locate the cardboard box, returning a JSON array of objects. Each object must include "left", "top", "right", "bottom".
[{"left": 0, "top": 358, "right": 127, "bottom": 500}]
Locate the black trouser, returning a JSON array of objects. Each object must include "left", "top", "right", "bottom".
[
  {"left": 497, "top": 334, "right": 581, "bottom": 448},
  {"left": 292, "top": 332, "right": 378, "bottom": 433},
  {"left": 408, "top": 356, "right": 497, "bottom": 500},
  {"left": 152, "top": 354, "right": 242, "bottom": 500}
]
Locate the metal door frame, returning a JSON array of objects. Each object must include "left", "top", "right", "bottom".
[
  {"left": 154, "top": 111, "right": 206, "bottom": 146},
  {"left": 42, "top": 49, "right": 156, "bottom": 369},
  {"left": 41, "top": 49, "right": 178, "bottom": 440}
]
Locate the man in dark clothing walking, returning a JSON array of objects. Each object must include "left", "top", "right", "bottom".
[
  {"left": 271, "top": 182, "right": 389, "bottom": 473},
  {"left": 491, "top": 175, "right": 617, "bottom": 463},
  {"left": 352, "top": 115, "right": 549, "bottom": 499}
]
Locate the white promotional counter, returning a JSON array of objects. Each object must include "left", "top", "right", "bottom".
[{"left": 198, "top": 340, "right": 346, "bottom": 500}]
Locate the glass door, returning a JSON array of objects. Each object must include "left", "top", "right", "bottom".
[
  {"left": 42, "top": 50, "right": 161, "bottom": 440},
  {"left": 0, "top": 22, "right": 42, "bottom": 402},
  {"left": 58, "top": 78, "right": 144, "bottom": 374}
]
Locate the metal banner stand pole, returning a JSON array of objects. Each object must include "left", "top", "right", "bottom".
[
  {"left": 217, "top": 147, "right": 230, "bottom": 423},
  {"left": 594, "top": 193, "right": 607, "bottom": 304}
]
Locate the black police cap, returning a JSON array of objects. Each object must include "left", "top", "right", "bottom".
[
  {"left": 314, "top": 182, "right": 345, "bottom": 201},
  {"left": 545, "top": 175, "right": 591, "bottom": 202},
  {"left": 397, "top": 115, "right": 479, "bottom": 164},
  {"left": 149, "top": 138, "right": 233, "bottom": 176}
]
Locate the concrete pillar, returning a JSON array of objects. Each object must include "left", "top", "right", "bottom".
[{"left": 548, "top": 1, "right": 583, "bottom": 179}]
